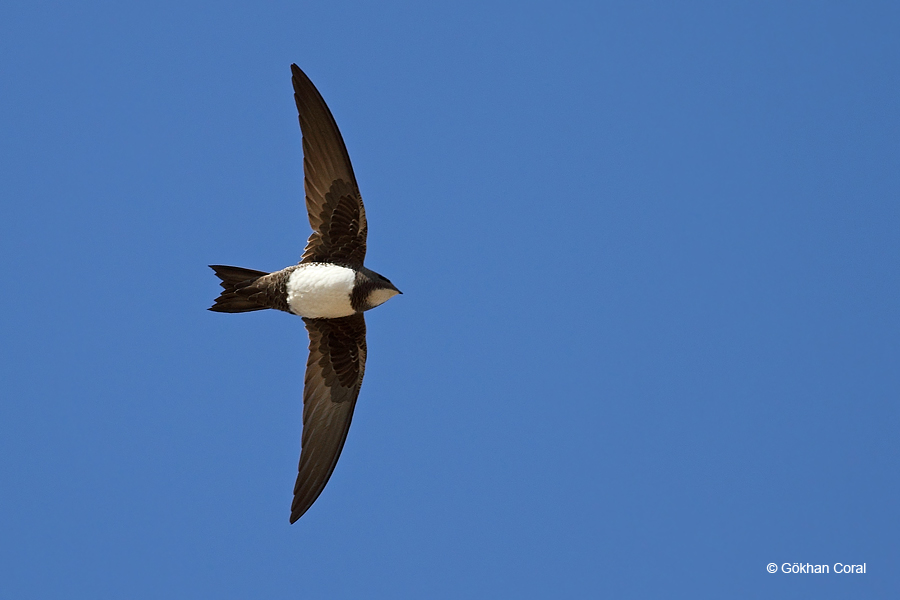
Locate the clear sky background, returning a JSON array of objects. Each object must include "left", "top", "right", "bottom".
[{"left": 1, "top": 1, "right": 898, "bottom": 598}]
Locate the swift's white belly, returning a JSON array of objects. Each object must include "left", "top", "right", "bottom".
[{"left": 286, "top": 264, "right": 356, "bottom": 318}]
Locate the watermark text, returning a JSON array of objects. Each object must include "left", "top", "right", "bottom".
[{"left": 766, "top": 562, "right": 866, "bottom": 574}]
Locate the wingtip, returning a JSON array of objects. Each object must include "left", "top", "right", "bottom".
[
  {"left": 291, "top": 64, "right": 307, "bottom": 96},
  {"left": 289, "top": 505, "right": 306, "bottom": 524}
]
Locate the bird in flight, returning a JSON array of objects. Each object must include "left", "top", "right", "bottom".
[{"left": 209, "top": 64, "right": 401, "bottom": 523}]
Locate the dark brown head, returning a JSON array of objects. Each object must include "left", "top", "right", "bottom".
[{"left": 351, "top": 267, "right": 401, "bottom": 312}]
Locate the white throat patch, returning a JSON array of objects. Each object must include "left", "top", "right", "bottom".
[
  {"left": 367, "top": 287, "right": 400, "bottom": 309},
  {"left": 286, "top": 264, "right": 356, "bottom": 318}
]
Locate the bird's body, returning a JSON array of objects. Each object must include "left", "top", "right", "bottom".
[
  {"left": 287, "top": 263, "right": 358, "bottom": 318},
  {"left": 209, "top": 65, "right": 400, "bottom": 523}
]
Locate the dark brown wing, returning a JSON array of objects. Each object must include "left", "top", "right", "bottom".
[
  {"left": 290, "top": 313, "right": 367, "bottom": 523},
  {"left": 291, "top": 64, "right": 367, "bottom": 266}
]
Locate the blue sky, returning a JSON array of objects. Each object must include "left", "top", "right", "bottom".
[{"left": 1, "top": 1, "right": 898, "bottom": 598}]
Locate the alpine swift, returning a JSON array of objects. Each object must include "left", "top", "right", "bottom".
[{"left": 209, "top": 64, "right": 401, "bottom": 523}]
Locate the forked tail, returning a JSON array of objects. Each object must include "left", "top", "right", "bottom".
[{"left": 208, "top": 265, "right": 271, "bottom": 313}]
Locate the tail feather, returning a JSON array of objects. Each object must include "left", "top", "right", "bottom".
[{"left": 209, "top": 265, "right": 271, "bottom": 313}]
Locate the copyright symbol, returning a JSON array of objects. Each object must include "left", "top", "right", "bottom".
[{"left": 767, "top": 563, "right": 778, "bottom": 573}]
